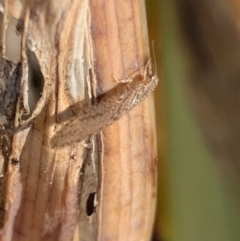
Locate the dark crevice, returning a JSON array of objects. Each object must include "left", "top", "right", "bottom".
[
  {"left": 21, "top": 49, "right": 44, "bottom": 120},
  {"left": 86, "top": 192, "right": 96, "bottom": 216}
]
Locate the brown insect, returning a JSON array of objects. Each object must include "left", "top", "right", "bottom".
[{"left": 50, "top": 60, "right": 158, "bottom": 148}]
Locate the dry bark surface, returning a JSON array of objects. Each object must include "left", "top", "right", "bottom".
[{"left": 0, "top": 1, "right": 157, "bottom": 241}]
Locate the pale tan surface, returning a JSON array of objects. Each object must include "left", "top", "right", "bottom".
[{"left": 0, "top": 1, "right": 157, "bottom": 241}]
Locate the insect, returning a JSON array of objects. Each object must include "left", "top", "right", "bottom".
[{"left": 50, "top": 60, "right": 158, "bottom": 148}]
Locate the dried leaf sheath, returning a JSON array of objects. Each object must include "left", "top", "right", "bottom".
[
  {"left": 2, "top": 1, "right": 90, "bottom": 241},
  {"left": 89, "top": 1, "right": 157, "bottom": 240},
  {"left": 0, "top": 0, "right": 157, "bottom": 241}
]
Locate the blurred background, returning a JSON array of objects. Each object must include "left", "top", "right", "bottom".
[{"left": 146, "top": 0, "right": 240, "bottom": 241}]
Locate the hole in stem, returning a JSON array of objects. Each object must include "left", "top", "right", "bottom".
[{"left": 86, "top": 192, "right": 96, "bottom": 216}]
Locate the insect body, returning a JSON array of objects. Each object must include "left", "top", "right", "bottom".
[{"left": 50, "top": 60, "right": 158, "bottom": 148}]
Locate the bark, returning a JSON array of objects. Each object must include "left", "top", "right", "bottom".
[{"left": 0, "top": 1, "right": 157, "bottom": 241}]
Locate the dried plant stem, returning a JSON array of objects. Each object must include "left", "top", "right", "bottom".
[{"left": 0, "top": 1, "right": 157, "bottom": 241}]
